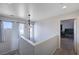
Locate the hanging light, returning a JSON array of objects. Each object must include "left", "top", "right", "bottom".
[
  {"left": 28, "top": 14, "right": 31, "bottom": 26},
  {"left": 28, "top": 14, "right": 31, "bottom": 40}
]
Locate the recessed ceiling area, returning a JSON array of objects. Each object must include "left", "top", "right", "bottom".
[{"left": 0, "top": 3, "right": 79, "bottom": 21}]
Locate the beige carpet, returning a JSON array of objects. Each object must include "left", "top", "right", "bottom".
[
  {"left": 54, "top": 38, "right": 75, "bottom": 55},
  {"left": 54, "top": 48, "right": 75, "bottom": 55},
  {"left": 61, "top": 38, "right": 74, "bottom": 49}
]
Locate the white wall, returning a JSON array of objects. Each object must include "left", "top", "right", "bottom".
[
  {"left": 34, "top": 36, "right": 59, "bottom": 55},
  {"left": 76, "top": 17, "right": 79, "bottom": 54},
  {"left": 34, "top": 17, "right": 59, "bottom": 42}
]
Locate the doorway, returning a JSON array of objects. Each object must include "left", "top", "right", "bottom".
[
  {"left": 54, "top": 19, "right": 77, "bottom": 55},
  {"left": 60, "top": 19, "right": 74, "bottom": 49}
]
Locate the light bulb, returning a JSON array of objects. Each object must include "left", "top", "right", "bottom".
[{"left": 62, "top": 5, "right": 67, "bottom": 9}]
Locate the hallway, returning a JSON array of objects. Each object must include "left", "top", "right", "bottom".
[
  {"left": 54, "top": 38, "right": 75, "bottom": 55},
  {"left": 61, "top": 38, "right": 74, "bottom": 49}
]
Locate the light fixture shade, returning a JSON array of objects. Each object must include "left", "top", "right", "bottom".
[{"left": 28, "top": 14, "right": 30, "bottom": 16}]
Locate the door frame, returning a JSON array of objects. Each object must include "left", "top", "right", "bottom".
[{"left": 59, "top": 19, "right": 77, "bottom": 53}]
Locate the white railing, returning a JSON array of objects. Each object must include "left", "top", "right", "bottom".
[
  {"left": 19, "top": 35, "right": 59, "bottom": 55},
  {"left": 20, "top": 36, "right": 35, "bottom": 46}
]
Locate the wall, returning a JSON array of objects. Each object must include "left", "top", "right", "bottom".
[
  {"left": 34, "top": 17, "right": 59, "bottom": 43},
  {"left": 34, "top": 36, "right": 59, "bottom": 55},
  {"left": 76, "top": 17, "right": 79, "bottom": 54}
]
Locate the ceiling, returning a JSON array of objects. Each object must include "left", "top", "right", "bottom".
[
  {"left": 0, "top": 3, "right": 79, "bottom": 21},
  {"left": 29, "top": 3, "right": 79, "bottom": 21}
]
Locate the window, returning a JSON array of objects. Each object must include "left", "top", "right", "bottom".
[
  {"left": 3, "top": 21, "right": 12, "bottom": 29},
  {"left": 19, "top": 23, "right": 24, "bottom": 35},
  {"left": 3, "top": 21, "right": 13, "bottom": 42}
]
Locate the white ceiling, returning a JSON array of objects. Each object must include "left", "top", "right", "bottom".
[
  {"left": 0, "top": 3, "right": 79, "bottom": 21},
  {"left": 0, "top": 3, "right": 29, "bottom": 19},
  {"left": 29, "top": 3, "right": 79, "bottom": 21}
]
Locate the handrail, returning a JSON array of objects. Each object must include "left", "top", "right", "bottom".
[
  {"left": 20, "top": 35, "right": 58, "bottom": 55},
  {"left": 35, "top": 35, "right": 58, "bottom": 45},
  {"left": 20, "top": 35, "right": 58, "bottom": 46},
  {"left": 20, "top": 36, "right": 35, "bottom": 46}
]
